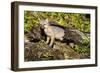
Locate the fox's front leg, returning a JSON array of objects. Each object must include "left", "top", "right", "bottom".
[
  {"left": 49, "top": 36, "right": 55, "bottom": 47},
  {"left": 46, "top": 36, "right": 50, "bottom": 44}
]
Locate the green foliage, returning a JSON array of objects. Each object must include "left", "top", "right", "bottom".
[
  {"left": 73, "top": 37, "right": 90, "bottom": 55},
  {"left": 24, "top": 11, "right": 90, "bottom": 32}
]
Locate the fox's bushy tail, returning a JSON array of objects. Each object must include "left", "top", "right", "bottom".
[{"left": 63, "top": 28, "right": 89, "bottom": 45}]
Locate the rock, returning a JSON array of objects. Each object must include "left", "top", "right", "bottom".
[
  {"left": 25, "top": 26, "right": 46, "bottom": 42},
  {"left": 24, "top": 40, "right": 82, "bottom": 61},
  {"left": 24, "top": 26, "right": 90, "bottom": 61}
]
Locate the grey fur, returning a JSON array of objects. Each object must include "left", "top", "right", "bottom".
[{"left": 40, "top": 19, "right": 88, "bottom": 47}]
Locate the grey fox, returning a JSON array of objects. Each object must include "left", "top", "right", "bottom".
[
  {"left": 40, "top": 19, "right": 65, "bottom": 47},
  {"left": 40, "top": 19, "right": 87, "bottom": 47}
]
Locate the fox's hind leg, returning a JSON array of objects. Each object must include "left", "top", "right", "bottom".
[
  {"left": 49, "top": 36, "right": 55, "bottom": 47},
  {"left": 46, "top": 36, "right": 50, "bottom": 44}
]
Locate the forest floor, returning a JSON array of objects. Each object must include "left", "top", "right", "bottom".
[{"left": 24, "top": 39, "right": 90, "bottom": 61}]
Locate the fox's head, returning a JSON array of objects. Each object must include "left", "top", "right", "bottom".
[{"left": 39, "top": 19, "right": 49, "bottom": 29}]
